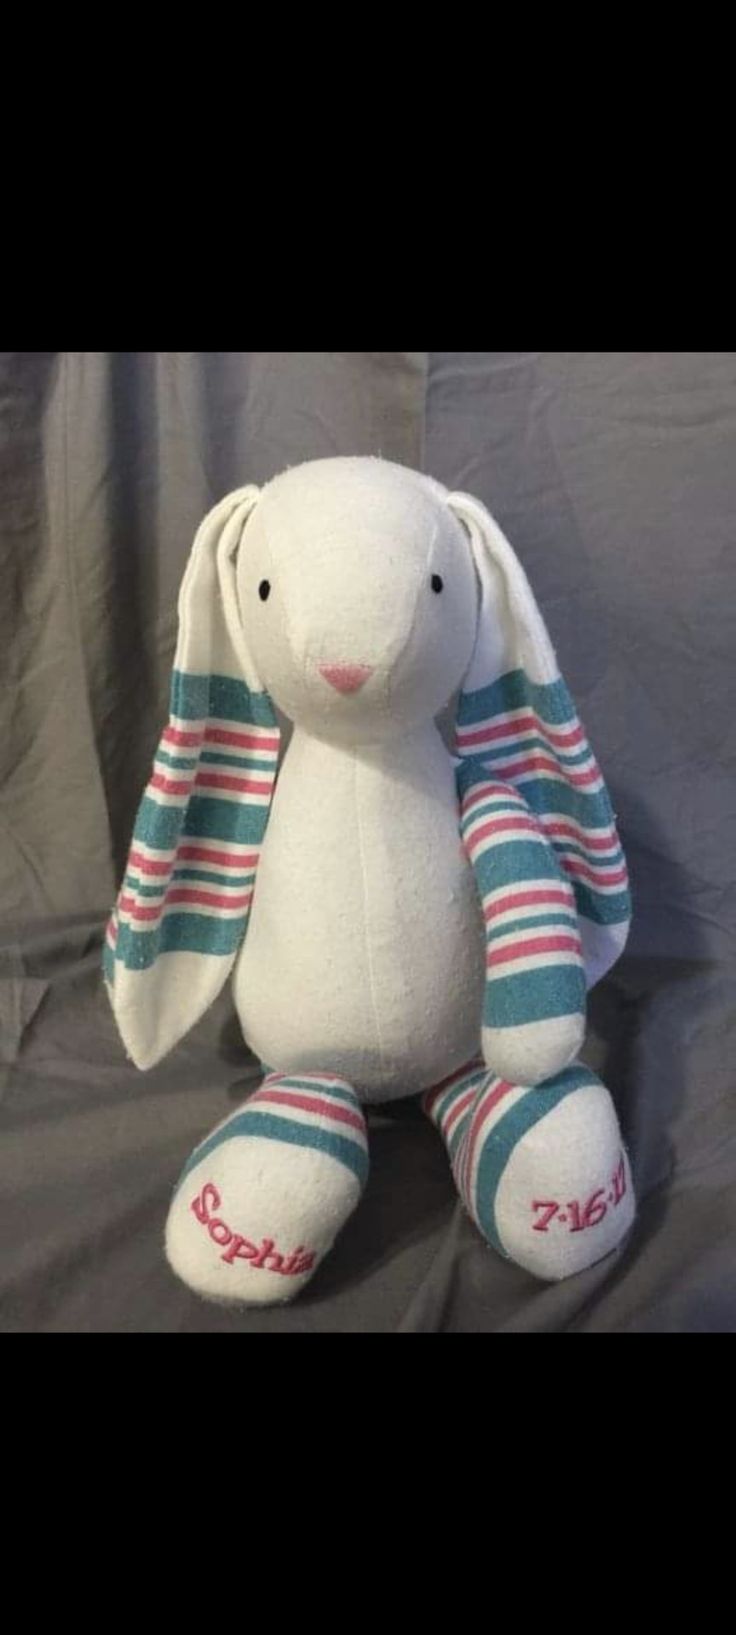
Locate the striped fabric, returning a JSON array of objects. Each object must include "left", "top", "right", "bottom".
[
  {"left": 458, "top": 765, "right": 586, "bottom": 1028},
  {"left": 423, "top": 1059, "right": 489, "bottom": 1177},
  {"left": 455, "top": 669, "right": 631, "bottom": 936},
  {"left": 104, "top": 669, "right": 279, "bottom": 980},
  {"left": 176, "top": 1073, "right": 370, "bottom": 1190},
  {"left": 424, "top": 1059, "right": 598, "bottom": 1256}
]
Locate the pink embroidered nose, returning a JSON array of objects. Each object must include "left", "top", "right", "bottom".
[{"left": 318, "top": 662, "right": 374, "bottom": 694}]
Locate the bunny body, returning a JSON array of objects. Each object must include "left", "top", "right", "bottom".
[
  {"left": 106, "top": 457, "right": 636, "bottom": 1303},
  {"left": 235, "top": 722, "right": 485, "bottom": 1100}
]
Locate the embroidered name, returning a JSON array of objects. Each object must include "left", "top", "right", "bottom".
[{"left": 190, "top": 1181, "right": 316, "bottom": 1276}]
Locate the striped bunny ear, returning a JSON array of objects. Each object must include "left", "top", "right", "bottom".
[
  {"left": 104, "top": 486, "right": 280, "bottom": 1069},
  {"left": 448, "top": 490, "right": 631, "bottom": 987}
]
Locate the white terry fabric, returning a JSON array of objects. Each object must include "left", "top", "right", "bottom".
[{"left": 236, "top": 723, "right": 485, "bottom": 1099}]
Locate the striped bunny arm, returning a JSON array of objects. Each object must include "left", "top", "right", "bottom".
[
  {"left": 454, "top": 669, "right": 631, "bottom": 988},
  {"left": 104, "top": 669, "right": 279, "bottom": 1070},
  {"left": 457, "top": 759, "right": 587, "bottom": 1086}
]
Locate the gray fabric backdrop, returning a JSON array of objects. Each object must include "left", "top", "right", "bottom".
[{"left": 2, "top": 350, "right": 734, "bottom": 1332}]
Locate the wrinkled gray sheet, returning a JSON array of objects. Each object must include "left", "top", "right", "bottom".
[{"left": 2, "top": 350, "right": 735, "bottom": 1332}]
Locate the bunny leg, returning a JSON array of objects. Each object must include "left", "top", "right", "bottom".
[
  {"left": 458, "top": 769, "right": 587, "bottom": 1085},
  {"left": 166, "top": 1072, "right": 368, "bottom": 1305},
  {"left": 424, "top": 1059, "right": 635, "bottom": 1280}
]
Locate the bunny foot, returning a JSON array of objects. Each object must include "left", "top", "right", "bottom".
[
  {"left": 166, "top": 1073, "right": 368, "bottom": 1305},
  {"left": 425, "top": 1060, "right": 635, "bottom": 1281}
]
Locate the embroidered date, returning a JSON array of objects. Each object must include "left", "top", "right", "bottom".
[
  {"left": 531, "top": 1154, "right": 627, "bottom": 1233},
  {"left": 190, "top": 1180, "right": 315, "bottom": 1275}
]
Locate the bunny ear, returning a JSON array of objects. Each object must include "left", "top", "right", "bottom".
[
  {"left": 104, "top": 486, "right": 280, "bottom": 1069},
  {"left": 448, "top": 490, "right": 631, "bottom": 986}
]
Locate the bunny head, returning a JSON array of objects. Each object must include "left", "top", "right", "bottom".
[
  {"left": 105, "top": 455, "right": 631, "bottom": 1069},
  {"left": 229, "top": 456, "right": 478, "bottom": 743}
]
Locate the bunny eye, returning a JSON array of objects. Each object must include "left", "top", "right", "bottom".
[
  {"left": 431, "top": 573, "right": 444, "bottom": 594},
  {"left": 258, "top": 580, "right": 271, "bottom": 602}
]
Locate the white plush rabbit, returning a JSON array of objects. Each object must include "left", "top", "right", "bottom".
[{"left": 105, "top": 457, "right": 635, "bottom": 1304}]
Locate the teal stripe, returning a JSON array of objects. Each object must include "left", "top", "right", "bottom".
[
  {"left": 471, "top": 838, "right": 564, "bottom": 896},
  {"left": 277, "top": 1077, "right": 360, "bottom": 1110},
  {"left": 491, "top": 774, "right": 612, "bottom": 827},
  {"left": 114, "top": 912, "right": 246, "bottom": 969},
  {"left": 155, "top": 747, "right": 198, "bottom": 771},
  {"left": 484, "top": 962, "right": 585, "bottom": 1027},
  {"left": 500, "top": 772, "right": 615, "bottom": 828},
  {"left": 134, "top": 794, "right": 187, "bottom": 852},
  {"left": 134, "top": 787, "right": 271, "bottom": 851},
  {"left": 473, "top": 1067, "right": 596, "bottom": 1254},
  {"left": 170, "top": 670, "right": 277, "bottom": 728},
  {"left": 457, "top": 670, "right": 578, "bottom": 729},
  {"left": 170, "top": 671, "right": 209, "bottom": 721},
  {"left": 209, "top": 674, "right": 277, "bottom": 728},
  {"left": 171, "top": 867, "right": 253, "bottom": 886},
  {"left": 487, "top": 911, "right": 578, "bottom": 940},
  {"left": 184, "top": 795, "right": 270, "bottom": 844},
  {"left": 176, "top": 1109, "right": 369, "bottom": 1188}
]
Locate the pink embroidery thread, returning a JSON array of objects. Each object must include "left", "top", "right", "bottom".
[
  {"left": 190, "top": 1182, "right": 316, "bottom": 1276},
  {"left": 530, "top": 1158, "right": 628, "bottom": 1233}
]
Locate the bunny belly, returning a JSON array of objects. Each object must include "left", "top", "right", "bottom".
[{"left": 233, "top": 729, "right": 486, "bottom": 1102}]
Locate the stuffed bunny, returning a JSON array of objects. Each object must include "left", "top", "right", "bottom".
[{"left": 104, "top": 457, "right": 635, "bottom": 1304}]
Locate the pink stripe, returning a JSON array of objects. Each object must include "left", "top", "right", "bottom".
[
  {"left": 195, "top": 771, "right": 273, "bottom": 795},
  {"left": 129, "top": 845, "right": 259, "bottom": 877},
  {"left": 107, "top": 918, "right": 118, "bottom": 943},
  {"left": 119, "top": 889, "right": 252, "bottom": 922},
  {"left": 151, "top": 770, "right": 192, "bottom": 797},
  {"left": 249, "top": 1087, "right": 365, "bottom": 1134},
  {"left": 463, "top": 1078, "right": 515, "bottom": 1202},
  {"left": 119, "top": 894, "right": 161, "bottom": 923},
  {"left": 176, "top": 845, "right": 259, "bottom": 869},
  {"left": 490, "top": 754, "right": 600, "bottom": 788},
  {"left": 544, "top": 820, "right": 618, "bottom": 852},
  {"left": 562, "top": 858, "right": 629, "bottom": 887},
  {"left": 465, "top": 815, "right": 541, "bottom": 850},
  {"left": 162, "top": 725, "right": 204, "bottom": 748},
  {"left": 442, "top": 1087, "right": 478, "bottom": 1136},
  {"left": 487, "top": 933, "right": 581, "bottom": 968},
  {"left": 166, "top": 888, "right": 253, "bottom": 909},
  {"left": 485, "top": 887, "right": 572, "bottom": 921},
  {"left": 459, "top": 713, "right": 585, "bottom": 750},
  {"left": 129, "top": 849, "right": 171, "bottom": 877},
  {"left": 205, "top": 726, "right": 280, "bottom": 751},
  {"left": 462, "top": 782, "right": 524, "bottom": 817}
]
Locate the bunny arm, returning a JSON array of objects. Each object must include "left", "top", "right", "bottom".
[{"left": 456, "top": 760, "right": 586, "bottom": 1086}]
